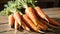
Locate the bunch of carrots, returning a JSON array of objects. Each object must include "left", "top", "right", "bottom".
[{"left": 0, "top": 0, "right": 60, "bottom": 33}]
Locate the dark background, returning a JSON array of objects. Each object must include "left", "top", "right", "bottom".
[{"left": 0, "top": 0, "right": 60, "bottom": 11}]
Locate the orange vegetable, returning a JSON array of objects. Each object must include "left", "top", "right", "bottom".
[
  {"left": 14, "top": 12, "right": 22, "bottom": 26},
  {"left": 8, "top": 14, "right": 15, "bottom": 27},
  {"left": 34, "top": 6, "right": 48, "bottom": 22},
  {"left": 37, "top": 20, "right": 47, "bottom": 31},
  {"left": 21, "top": 21, "right": 30, "bottom": 32},
  {"left": 14, "top": 20, "right": 19, "bottom": 30},
  {"left": 39, "top": 19, "right": 57, "bottom": 28},
  {"left": 23, "top": 14, "right": 44, "bottom": 33},
  {"left": 46, "top": 15, "right": 60, "bottom": 26},
  {"left": 25, "top": 7, "right": 39, "bottom": 26}
]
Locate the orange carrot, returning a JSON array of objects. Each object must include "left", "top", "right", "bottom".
[
  {"left": 15, "top": 20, "right": 19, "bottom": 30},
  {"left": 25, "top": 7, "right": 47, "bottom": 31},
  {"left": 14, "top": 20, "right": 19, "bottom": 34},
  {"left": 35, "top": 11, "right": 57, "bottom": 28},
  {"left": 39, "top": 19, "right": 57, "bottom": 28},
  {"left": 14, "top": 12, "right": 22, "bottom": 26},
  {"left": 14, "top": 12, "right": 30, "bottom": 31},
  {"left": 25, "top": 7, "right": 39, "bottom": 26},
  {"left": 34, "top": 6, "right": 48, "bottom": 22},
  {"left": 46, "top": 15, "right": 60, "bottom": 26},
  {"left": 21, "top": 21, "right": 30, "bottom": 32},
  {"left": 23, "top": 14, "right": 44, "bottom": 33},
  {"left": 34, "top": 13, "right": 54, "bottom": 31},
  {"left": 8, "top": 14, "right": 15, "bottom": 27},
  {"left": 37, "top": 20, "right": 47, "bottom": 31}
]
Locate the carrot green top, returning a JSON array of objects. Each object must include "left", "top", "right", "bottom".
[{"left": 0, "top": 0, "right": 37, "bottom": 16}]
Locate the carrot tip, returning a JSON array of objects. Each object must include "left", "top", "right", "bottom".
[
  {"left": 38, "top": 30, "right": 45, "bottom": 33},
  {"left": 26, "top": 27, "right": 30, "bottom": 32},
  {"left": 47, "top": 23, "right": 58, "bottom": 28},
  {"left": 56, "top": 27, "right": 60, "bottom": 28},
  {"left": 47, "top": 28, "right": 54, "bottom": 32},
  {"left": 44, "top": 17, "right": 49, "bottom": 22}
]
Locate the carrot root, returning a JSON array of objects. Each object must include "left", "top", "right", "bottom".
[
  {"left": 15, "top": 20, "right": 19, "bottom": 30},
  {"left": 25, "top": 7, "right": 38, "bottom": 26},
  {"left": 38, "top": 30, "right": 45, "bottom": 33},
  {"left": 14, "top": 12, "right": 22, "bottom": 26},
  {"left": 34, "top": 6, "right": 49, "bottom": 22},
  {"left": 8, "top": 14, "right": 15, "bottom": 27},
  {"left": 23, "top": 14, "right": 40, "bottom": 32},
  {"left": 47, "top": 28, "right": 54, "bottom": 32},
  {"left": 46, "top": 15, "right": 60, "bottom": 26},
  {"left": 21, "top": 21, "right": 30, "bottom": 32}
]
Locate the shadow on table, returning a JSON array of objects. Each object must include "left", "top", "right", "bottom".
[{"left": 52, "top": 18, "right": 60, "bottom": 34}]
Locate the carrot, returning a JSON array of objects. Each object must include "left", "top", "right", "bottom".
[
  {"left": 25, "top": 8, "right": 48, "bottom": 31},
  {"left": 40, "top": 18, "right": 58, "bottom": 28},
  {"left": 34, "top": 13, "right": 48, "bottom": 31},
  {"left": 21, "top": 21, "right": 30, "bottom": 32},
  {"left": 25, "top": 7, "right": 39, "bottom": 26},
  {"left": 8, "top": 14, "right": 15, "bottom": 27},
  {"left": 14, "top": 12, "right": 22, "bottom": 26},
  {"left": 34, "top": 6, "right": 48, "bottom": 22},
  {"left": 14, "top": 20, "right": 19, "bottom": 30},
  {"left": 23, "top": 14, "right": 44, "bottom": 33},
  {"left": 34, "top": 13, "right": 54, "bottom": 31},
  {"left": 14, "top": 12, "right": 30, "bottom": 31},
  {"left": 35, "top": 11, "right": 57, "bottom": 28},
  {"left": 14, "top": 20, "right": 19, "bottom": 34},
  {"left": 46, "top": 15, "right": 60, "bottom": 26},
  {"left": 39, "top": 19, "right": 55, "bottom": 31},
  {"left": 37, "top": 20, "right": 47, "bottom": 31}
]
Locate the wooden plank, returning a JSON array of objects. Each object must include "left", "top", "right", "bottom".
[
  {"left": 0, "top": 31, "right": 55, "bottom": 34},
  {"left": 0, "top": 31, "right": 15, "bottom": 34},
  {"left": 0, "top": 21, "right": 60, "bottom": 34},
  {"left": 47, "top": 14, "right": 60, "bottom": 18},
  {"left": 0, "top": 24, "right": 60, "bottom": 34},
  {"left": 0, "top": 30, "right": 40, "bottom": 34},
  {"left": 0, "top": 16, "right": 8, "bottom": 24},
  {"left": 43, "top": 8, "right": 60, "bottom": 15},
  {"left": 0, "top": 24, "right": 55, "bottom": 34},
  {"left": 0, "top": 24, "right": 11, "bottom": 32}
]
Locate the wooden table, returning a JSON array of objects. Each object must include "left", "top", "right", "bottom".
[{"left": 0, "top": 8, "right": 60, "bottom": 34}]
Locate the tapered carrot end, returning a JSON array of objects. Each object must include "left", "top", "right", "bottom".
[
  {"left": 47, "top": 28, "right": 54, "bottom": 32},
  {"left": 15, "top": 21, "right": 19, "bottom": 30},
  {"left": 44, "top": 17, "right": 49, "bottom": 22},
  {"left": 47, "top": 23, "right": 59, "bottom": 28},
  {"left": 38, "top": 30, "right": 45, "bottom": 33},
  {"left": 26, "top": 27, "right": 30, "bottom": 32},
  {"left": 56, "top": 26, "right": 60, "bottom": 28}
]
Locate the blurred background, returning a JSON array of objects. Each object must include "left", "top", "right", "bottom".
[{"left": 0, "top": 0, "right": 60, "bottom": 11}]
